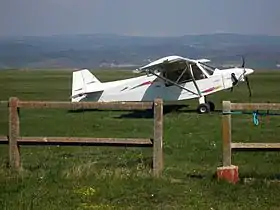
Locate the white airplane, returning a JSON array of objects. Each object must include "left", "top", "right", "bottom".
[{"left": 70, "top": 55, "right": 254, "bottom": 113}]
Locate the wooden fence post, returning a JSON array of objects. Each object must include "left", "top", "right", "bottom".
[
  {"left": 153, "top": 98, "right": 163, "bottom": 177},
  {"left": 9, "top": 97, "right": 20, "bottom": 171},
  {"left": 222, "top": 101, "right": 232, "bottom": 166},
  {"left": 217, "top": 100, "right": 238, "bottom": 184}
]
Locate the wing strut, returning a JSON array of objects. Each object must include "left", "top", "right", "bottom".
[
  {"left": 189, "top": 64, "right": 202, "bottom": 97},
  {"left": 175, "top": 66, "right": 188, "bottom": 84},
  {"left": 147, "top": 70, "right": 199, "bottom": 96}
]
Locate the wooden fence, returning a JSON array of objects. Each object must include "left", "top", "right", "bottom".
[
  {"left": 0, "top": 97, "right": 163, "bottom": 177},
  {"left": 222, "top": 100, "right": 280, "bottom": 167}
]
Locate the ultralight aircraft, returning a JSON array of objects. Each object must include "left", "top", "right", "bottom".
[{"left": 70, "top": 55, "right": 254, "bottom": 113}]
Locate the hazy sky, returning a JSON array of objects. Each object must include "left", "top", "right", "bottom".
[{"left": 0, "top": 0, "right": 279, "bottom": 37}]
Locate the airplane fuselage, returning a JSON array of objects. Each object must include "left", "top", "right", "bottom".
[
  {"left": 71, "top": 55, "right": 254, "bottom": 115},
  {"left": 76, "top": 67, "right": 253, "bottom": 103}
]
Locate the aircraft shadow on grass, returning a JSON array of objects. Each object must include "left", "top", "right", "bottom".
[
  {"left": 114, "top": 104, "right": 189, "bottom": 119},
  {"left": 68, "top": 104, "right": 185, "bottom": 119},
  {"left": 68, "top": 104, "right": 223, "bottom": 119}
]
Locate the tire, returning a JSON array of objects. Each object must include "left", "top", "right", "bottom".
[
  {"left": 207, "top": 101, "right": 215, "bottom": 111},
  {"left": 197, "top": 103, "right": 210, "bottom": 114}
]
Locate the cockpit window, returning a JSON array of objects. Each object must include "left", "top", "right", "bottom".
[
  {"left": 199, "top": 62, "right": 216, "bottom": 75},
  {"left": 162, "top": 63, "right": 208, "bottom": 86},
  {"left": 162, "top": 62, "right": 192, "bottom": 86},
  {"left": 191, "top": 64, "right": 207, "bottom": 80}
]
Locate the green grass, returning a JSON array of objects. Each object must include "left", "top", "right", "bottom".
[{"left": 1, "top": 69, "right": 280, "bottom": 209}]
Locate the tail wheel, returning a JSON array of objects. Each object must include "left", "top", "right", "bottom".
[
  {"left": 197, "top": 103, "right": 210, "bottom": 114},
  {"left": 207, "top": 101, "right": 215, "bottom": 111}
]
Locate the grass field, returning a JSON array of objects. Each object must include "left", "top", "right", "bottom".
[{"left": 1, "top": 69, "right": 280, "bottom": 209}]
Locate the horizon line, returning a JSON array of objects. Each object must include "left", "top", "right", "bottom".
[{"left": 1, "top": 32, "right": 280, "bottom": 39}]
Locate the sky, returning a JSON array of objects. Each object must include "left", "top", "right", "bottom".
[{"left": 0, "top": 0, "right": 279, "bottom": 37}]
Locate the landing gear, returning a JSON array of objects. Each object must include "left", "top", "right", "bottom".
[
  {"left": 197, "top": 103, "right": 210, "bottom": 114},
  {"left": 196, "top": 96, "right": 215, "bottom": 114}
]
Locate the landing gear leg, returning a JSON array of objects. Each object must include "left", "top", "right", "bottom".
[{"left": 197, "top": 96, "right": 210, "bottom": 114}]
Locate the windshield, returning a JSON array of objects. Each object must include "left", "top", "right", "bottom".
[{"left": 199, "top": 62, "right": 216, "bottom": 75}]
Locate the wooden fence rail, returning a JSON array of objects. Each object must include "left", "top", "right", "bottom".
[
  {"left": 222, "top": 100, "right": 280, "bottom": 167},
  {"left": 0, "top": 97, "right": 163, "bottom": 177},
  {"left": 217, "top": 100, "right": 280, "bottom": 183}
]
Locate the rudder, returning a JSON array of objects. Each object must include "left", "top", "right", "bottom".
[{"left": 71, "top": 69, "right": 101, "bottom": 101}]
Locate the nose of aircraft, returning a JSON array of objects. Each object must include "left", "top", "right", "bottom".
[{"left": 245, "top": 68, "right": 254, "bottom": 75}]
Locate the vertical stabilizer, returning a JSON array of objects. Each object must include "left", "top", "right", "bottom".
[{"left": 71, "top": 69, "right": 101, "bottom": 101}]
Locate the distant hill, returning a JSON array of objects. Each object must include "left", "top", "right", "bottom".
[{"left": 0, "top": 33, "right": 280, "bottom": 69}]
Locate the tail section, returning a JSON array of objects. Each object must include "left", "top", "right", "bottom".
[{"left": 71, "top": 69, "right": 103, "bottom": 102}]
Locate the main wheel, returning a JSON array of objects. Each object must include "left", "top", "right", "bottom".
[
  {"left": 207, "top": 101, "right": 215, "bottom": 111},
  {"left": 197, "top": 103, "right": 210, "bottom": 114}
]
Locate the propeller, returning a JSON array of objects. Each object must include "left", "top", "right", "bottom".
[
  {"left": 245, "top": 74, "right": 252, "bottom": 97},
  {"left": 241, "top": 55, "right": 245, "bottom": 68},
  {"left": 241, "top": 56, "right": 252, "bottom": 97},
  {"left": 230, "top": 73, "right": 238, "bottom": 92},
  {"left": 230, "top": 55, "right": 252, "bottom": 97}
]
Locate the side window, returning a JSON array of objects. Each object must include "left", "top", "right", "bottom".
[
  {"left": 176, "top": 68, "right": 192, "bottom": 83},
  {"left": 191, "top": 64, "right": 206, "bottom": 80},
  {"left": 163, "top": 64, "right": 193, "bottom": 86}
]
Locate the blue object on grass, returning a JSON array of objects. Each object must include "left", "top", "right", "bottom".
[{"left": 252, "top": 111, "right": 259, "bottom": 126}]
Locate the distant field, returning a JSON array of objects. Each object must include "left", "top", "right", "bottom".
[{"left": 1, "top": 69, "right": 280, "bottom": 209}]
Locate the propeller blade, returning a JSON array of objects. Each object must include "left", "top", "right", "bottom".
[
  {"left": 245, "top": 76, "right": 252, "bottom": 97},
  {"left": 241, "top": 56, "right": 245, "bottom": 68},
  {"left": 231, "top": 73, "right": 238, "bottom": 86}
]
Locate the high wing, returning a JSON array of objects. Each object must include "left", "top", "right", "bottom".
[
  {"left": 196, "top": 58, "right": 211, "bottom": 63},
  {"left": 136, "top": 55, "right": 206, "bottom": 96},
  {"left": 136, "top": 55, "right": 211, "bottom": 74},
  {"left": 137, "top": 55, "right": 196, "bottom": 73}
]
